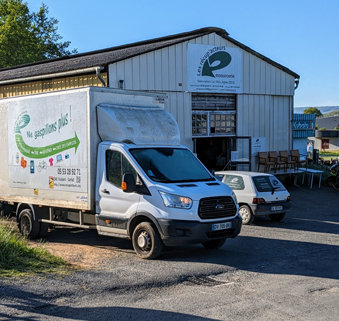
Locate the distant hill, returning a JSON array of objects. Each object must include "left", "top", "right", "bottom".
[{"left": 294, "top": 106, "right": 339, "bottom": 117}]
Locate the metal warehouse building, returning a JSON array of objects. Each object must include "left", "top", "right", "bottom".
[{"left": 0, "top": 27, "right": 300, "bottom": 171}]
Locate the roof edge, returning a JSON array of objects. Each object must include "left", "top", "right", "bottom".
[{"left": 0, "top": 27, "right": 227, "bottom": 72}]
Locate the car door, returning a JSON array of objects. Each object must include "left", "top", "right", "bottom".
[{"left": 97, "top": 147, "right": 140, "bottom": 228}]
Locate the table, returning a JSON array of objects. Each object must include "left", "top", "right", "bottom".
[{"left": 298, "top": 168, "right": 324, "bottom": 189}]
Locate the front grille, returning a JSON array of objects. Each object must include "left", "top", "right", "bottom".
[
  {"left": 198, "top": 196, "right": 237, "bottom": 219},
  {"left": 206, "top": 229, "right": 235, "bottom": 238}
]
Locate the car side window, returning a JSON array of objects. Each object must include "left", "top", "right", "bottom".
[
  {"left": 106, "top": 150, "right": 137, "bottom": 188},
  {"left": 224, "top": 175, "right": 245, "bottom": 190},
  {"left": 252, "top": 176, "right": 285, "bottom": 192}
]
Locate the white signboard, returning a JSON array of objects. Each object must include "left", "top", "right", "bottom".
[
  {"left": 251, "top": 137, "right": 266, "bottom": 156},
  {"left": 187, "top": 44, "right": 243, "bottom": 93},
  {"left": 8, "top": 94, "right": 88, "bottom": 192}
]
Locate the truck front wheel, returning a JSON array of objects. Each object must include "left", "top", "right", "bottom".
[
  {"left": 18, "top": 209, "right": 40, "bottom": 239},
  {"left": 132, "top": 222, "right": 163, "bottom": 259}
]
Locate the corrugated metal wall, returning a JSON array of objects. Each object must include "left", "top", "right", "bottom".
[
  {"left": 0, "top": 73, "right": 107, "bottom": 98},
  {"left": 109, "top": 33, "right": 296, "bottom": 151},
  {"left": 293, "top": 113, "right": 316, "bottom": 138}
]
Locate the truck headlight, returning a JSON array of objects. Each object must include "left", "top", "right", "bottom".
[{"left": 159, "top": 191, "right": 192, "bottom": 209}]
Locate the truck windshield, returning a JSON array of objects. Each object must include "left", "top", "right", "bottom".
[{"left": 130, "top": 148, "right": 214, "bottom": 183}]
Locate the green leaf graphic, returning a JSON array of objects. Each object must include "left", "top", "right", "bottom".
[{"left": 15, "top": 132, "right": 80, "bottom": 159}]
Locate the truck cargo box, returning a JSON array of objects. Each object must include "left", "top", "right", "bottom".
[{"left": 0, "top": 87, "right": 172, "bottom": 210}]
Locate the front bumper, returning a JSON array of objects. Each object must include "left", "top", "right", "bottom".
[
  {"left": 249, "top": 201, "right": 291, "bottom": 216},
  {"left": 157, "top": 215, "right": 242, "bottom": 246}
]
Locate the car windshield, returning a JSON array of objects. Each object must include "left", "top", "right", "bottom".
[
  {"left": 252, "top": 176, "right": 286, "bottom": 192},
  {"left": 130, "top": 148, "right": 214, "bottom": 183}
]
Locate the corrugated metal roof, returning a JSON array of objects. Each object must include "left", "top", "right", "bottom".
[{"left": 0, "top": 27, "right": 300, "bottom": 83}]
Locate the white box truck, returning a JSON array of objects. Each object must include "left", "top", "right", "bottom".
[{"left": 0, "top": 87, "right": 241, "bottom": 259}]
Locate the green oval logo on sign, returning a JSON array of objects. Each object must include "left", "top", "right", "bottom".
[{"left": 202, "top": 51, "right": 232, "bottom": 78}]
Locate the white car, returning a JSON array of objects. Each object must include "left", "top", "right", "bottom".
[{"left": 214, "top": 171, "right": 291, "bottom": 224}]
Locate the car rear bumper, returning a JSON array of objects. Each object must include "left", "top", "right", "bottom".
[
  {"left": 157, "top": 215, "right": 242, "bottom": 246},
  {"left": 249, "top": 201, "right": 291, "bottom": 216}
]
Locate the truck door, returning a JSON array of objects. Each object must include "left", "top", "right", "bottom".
[{"left": 97, "top": 148, "right": 140, "bottom": 231}]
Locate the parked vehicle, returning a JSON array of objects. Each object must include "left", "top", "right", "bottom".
[
  {"left": 326, "top": 163, "right": 339, "bottom": 187},
  {"left": 214, "top": 171, "right": 291, "bottom": 225},
  {"left": 0, "top": 87, "right": 241, "bottom": 259}
]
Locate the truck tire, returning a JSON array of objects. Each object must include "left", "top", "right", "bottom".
[
  {"left": 132, "top": 222, "right": 163, "bottom": 259},
  {"left": 268, "top": 213, "right": 285, "bottom": 222},
  {"left": 239, "top": 205, "right": 254, "bottom": 225},
  {"left": 18, "top": 209, "right": 40, "bottom": 239},
  {"left": 202, "top": 237, "right": 226, "bottom": 249},
  {"left": 37, "top": 222, "right": 49, "bottom": 238}
]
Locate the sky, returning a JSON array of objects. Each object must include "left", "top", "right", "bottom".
[{"left": 26, "top": 0, "right": 339, "bottom": 108}]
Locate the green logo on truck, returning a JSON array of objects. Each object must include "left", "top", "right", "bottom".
[{"left": 14, "top": 114, "right": 80, "bottom": 159}]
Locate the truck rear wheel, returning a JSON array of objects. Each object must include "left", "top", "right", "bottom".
[
  {"left": 18, "top": 209, "right": 40, "bottom": 239},
  {"left": 202, "top": 237, "right": 226, "bottom": 249},
  {"left": 132, "top": 222, "right": 163, "bottom": 259}
]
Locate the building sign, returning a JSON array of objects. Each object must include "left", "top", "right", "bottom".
[
  {"left": 293, "top": 120, "right": 315, "bottom": 130},
  {"left": 251, "top": 137, "right": 266, "bottom": 156},
  {"left": 187, "top": 44, "right": 243, "bottom": 93}
]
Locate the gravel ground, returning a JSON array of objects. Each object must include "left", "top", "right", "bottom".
[{"left": 1, "top": 182, "right": 339, "bottom": 320}]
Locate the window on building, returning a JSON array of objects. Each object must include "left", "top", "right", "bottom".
[
  {"left": 192, "top": 111, "right": 236, "bottom": 137},
  {"left": 321, "top": 139, "right": 329, "bottom": 150}
]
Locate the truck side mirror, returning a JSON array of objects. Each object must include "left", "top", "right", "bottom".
[{"left": 121, "top": 173, "right": 136, "bottom": 193}]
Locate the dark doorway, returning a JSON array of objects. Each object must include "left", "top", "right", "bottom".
[{"left": 194, "top": 136, "right": 251, "bottom": 172}]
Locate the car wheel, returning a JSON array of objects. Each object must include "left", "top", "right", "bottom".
[
  {"left": 132, "top": 222, "right": 163, "bottom": 259},
  {"left": 269, "top": 213, "right": 285, "bottom": 222},
  {"left": 18, "top": 209, "right": 40, "bottom": 239},
  {"left": 202, "top": 237, "right": 226, "bottom": 249},
  {"left": 239, "top": 205, "right": 254, "bottom": 225}
]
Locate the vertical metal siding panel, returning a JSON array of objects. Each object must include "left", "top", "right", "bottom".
[
  {"left": 243, "top": 52, "right": 250, "bottom": 93},
  {"left": 139, "top": 55, "right": 148, "bottom": 90},
  {"left": 154, "top": 50, "right": 162, "bottom": 90},
  {"left": 108, "top": 63, "right": 117, "bottom": 88},
  {"left": 265, "top": 64, "right": 271, "bottom": 95},
  {"left": 182, "top": 43, "right": 188, "bottom": 92},
  {"left": 132, "top": 56, "right": 140, "bottom": 90},
  {"left": 175, "top": 43, "right": 183, "bottom": 92},
  {"left": 161, "top": 47, "right": 169, "bottom": 89},
  {"left": 260, "top": 60, "right": 266, "bottom": 94},
  {"left": 124, "top": 59, "right": 133, "bottom": 90},
  {"left": 254, "top": 58, "right": 261, "bottom": 94},
  {"left": 168, "top": 46, "right": 176, "bottom": 91},
  {"left": 117, "top": 61, "right": 125, "bottom": 89},
  {"left": 147, "top": 51, "right": 155, "bottom": 90},
  {"left": 249, "top": 55, "right": 255, "bottom": 93}
]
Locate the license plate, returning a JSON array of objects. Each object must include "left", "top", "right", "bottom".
[
  {"left": 271, "top": 206, "right": 283, "bottom": 211},
  {"left": 212, "top": 222, "right": 232, "bottom": 231}
]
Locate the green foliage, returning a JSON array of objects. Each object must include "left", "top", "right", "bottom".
[
  {"left": 319, "top": 127, "right": 327, "bottom": 130},
  {"left": 324, "top": 110, "right": 339, "bottom": 117},
  {"left": 303, "top": 107, "right": 323, "bottom": 117},
  {"left": 0, "top": 0, "right": 77, "bottom": 68},
  {"left": 315, "top": 124, "right": 318, "bottom": 129},
  {"left": 0, "top": 219, "right": 71, "bottom": 277}
]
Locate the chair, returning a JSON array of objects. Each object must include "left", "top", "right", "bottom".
[
  {"left": 290, "top": 149, "right": 308, "bottom": 171},
  {"left": 257, "top": 152, "right": 276, "bottom": 173},
  {"left": 279, "top": 151, "right": 296, "bottom": 171},
  {"left": 268, "top": 151, "right": 286, "bottom": 172}
]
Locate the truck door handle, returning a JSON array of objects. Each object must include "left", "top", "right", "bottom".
[{"left": 101, "top": 189, "right": 110, "bottom": 194}]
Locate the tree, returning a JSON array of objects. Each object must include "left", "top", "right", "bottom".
[
  {"left": 303, "top": 107, "right": 323, "bottom": 117},
  {"left": 0, "top": 0, "right": 77, "bottom": 68}
]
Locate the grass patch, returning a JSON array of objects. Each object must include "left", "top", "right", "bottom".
[{"left": 0, "top": 219, "right": 72, "bottom": 278}]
